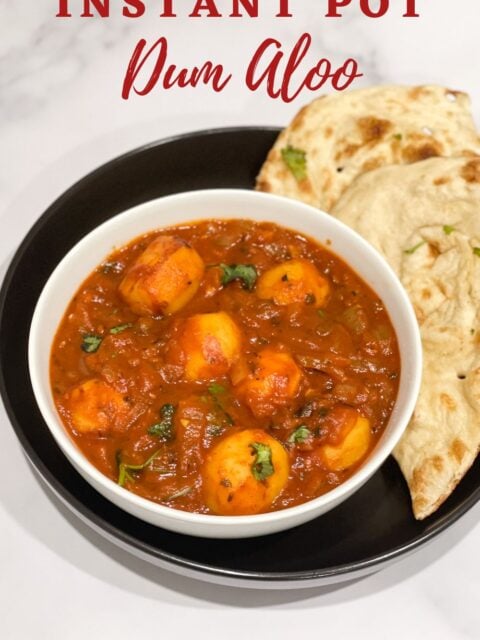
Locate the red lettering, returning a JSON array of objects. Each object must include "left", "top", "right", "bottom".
[
  {"left": 403, "top": 0, "right": 419, "bottom": 17},
  {"left": 246, "top": 34, "right": 363, "bottom": 103},
  {"left": 276, "top": 0, "right": 292, "bottom": 17},
  {"left": 159, "top": 0, "right": 176, "bottom": 16},
  {"left": 81, "top": 0, "right": 109, "bottom": 17},
  {"left": 123, "top": 0, "right": 145, "bottom": 18},
  {"left": 123, "top": 38, "right": 167, "bottom": 98},
  {"left": 230, "top": 0, "right": 258, "bottom": 17},
  {"left": 163, "top": 62, "right": 231, "bottom": 90},
  {"left": 122, "top": 37, "right": 231, "bottom": 99},
  {"left": 331, "top": 58, "right": 363, "bottom": 90},
  {"left": 360, "top": 0, "right": 389, "bottom": 18},
  {"left": 189, "top": 0, "right": 221, "bottom": 17},
  {"left": 280, "top": 32, "right": 313, "bottom": 102},
  {"left": 245, "top": 38, "right": 284, "bottom": 99},
  {"left": 56, "top": 0, "right": 72, "bottom": 16},
  {"left": 325, "top": 0, "right": 351, "bottom": 17},
  {"left": 304, "top": 59, "right": 333, "bottom": 92}
]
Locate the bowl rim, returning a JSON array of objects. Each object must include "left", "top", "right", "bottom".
[{"left": 28, "top": 188, "right": 423, "bottom": 531}]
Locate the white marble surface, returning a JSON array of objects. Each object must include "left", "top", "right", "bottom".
[{"left": 1, "top": 1, "right": 480, "bottom": 637}]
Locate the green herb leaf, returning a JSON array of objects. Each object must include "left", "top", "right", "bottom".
[
  {"left": 473, "top": 247, "right": 480, "bottom": 257},
  {"left": 404, "top": 241, "right": 426, "bottom": 255},
  {"left": 110, "top": 323, "right": 133, "bottom": 335},
  {"left": 208, "top": 383, "right": 226, "bottom": 396},
  {"left": 288, "top": 425, "right": 311, "bottom": 444},
  {"left": 443, "top": 225, "right": 456, "bottom": 235},
  {"left": 250, "top": 442, "right": 274, "bottom": 481},
  {"left": 81, "top": 334, "right": 103, "bottom": 353},
  {"left": 220, "top": 264, "right": 257, "bottom": 291},
  {"left": 117, "top": 450, "right": 161, "bottom": 487},
  {"left": 148, "top": 403, "right": 176, "bottom": 439},
  {"left": 393, "top": 133, "right": 403, "bottom": 141},
  {"left": 281, "top": 145, "right": 307, "bottom": 181}
]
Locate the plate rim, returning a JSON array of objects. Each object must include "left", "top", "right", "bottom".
[{"left": 1, "top": 126, "right": 480, "bottom": 586}]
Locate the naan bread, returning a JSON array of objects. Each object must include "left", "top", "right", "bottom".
[
  {"left": 331, "top": 157, "right": 480, "bottom": 519},
  {"left": 257, "top": 85, "right": 480, "bottom": 211}
]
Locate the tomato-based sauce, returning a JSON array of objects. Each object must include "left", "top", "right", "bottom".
[{"left": 50, "top": 219, "right": 400, "bottom": 515}]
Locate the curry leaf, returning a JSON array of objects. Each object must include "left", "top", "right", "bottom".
[
  {"left": 250, "top": 442, "right": 274, "bottom": 481},
  {"left": 281, "top": 145, "right": 307, "bottom": 181}
]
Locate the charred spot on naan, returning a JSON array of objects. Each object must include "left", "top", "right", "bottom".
[
  {"left": 440, "top": 393, "right": 456, "bottom": 411},
  {"left": 450, "top": 438, "right": 468, "bottom": 464},
  {"left": 445, "top": 88, "right": 466, "bottom": 100},
  {"left": 335, "top": 118, "right": 393, "bottom": 162},
  {"left": 358, "top": 116, "right": 393, "bottom": 143},
  {"left": 362, "top": 157, "right": 385, "bottom": 172},
  {"left": 461, "top": 159, "right": 480, "bottom": 183},
  {"left": 408, "top": 86, "right": 431, "bottom": 100},
  {"left": 402, "top": 141, "right": 443, "bottom": 163}
]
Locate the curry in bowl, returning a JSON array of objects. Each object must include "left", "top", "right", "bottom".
[{"left": 50, "top": 219, "right": 400, "bottom": 516}]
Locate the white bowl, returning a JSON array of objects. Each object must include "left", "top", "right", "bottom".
[{"left": 29, "top": 189, "right": 422, "bottom": 538}]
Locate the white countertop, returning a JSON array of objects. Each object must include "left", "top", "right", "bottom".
[{"left": 2, "top": 1, "right": 480, "bottom": 637}]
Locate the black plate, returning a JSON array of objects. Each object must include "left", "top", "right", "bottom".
[{"left": 1, "top": 127, "right": 480, "bottom": 588}]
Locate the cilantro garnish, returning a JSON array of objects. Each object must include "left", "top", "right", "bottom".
[
  {"left": 281, "top": 145, "right": 307, "bottom": 181},
  {"left": 288, "top": 425, "right": 311, "bottom": 444},
  {"left": 404, "top": 241, "right": 426, "bottom": 255},
  {"left": 220, "top": 264, "right": 257, "bottom": 291},
  {"left": 250, "top": 442, "right": 274, "bottom": 481},
  {"left": 443, "top": 225, "right": 455, "bottom": 235},
  {"left": 117, "top": 449, "right": 161, "bottom": 487},
  {"left": 110, "top": 323, "right": 133, "bottom": 335},
  {"left": 208, "top": 383, "right": 226, "bottom": 395},
  {"left": 81, "top": 334, "right": 102, "bottom": 353},
  {"left": 148, "top": 403, "right": 176, "bottom": 439}
]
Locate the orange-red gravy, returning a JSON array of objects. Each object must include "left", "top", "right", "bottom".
[{"left": 50, "top": 219, "right": 400, "bottom": 514}]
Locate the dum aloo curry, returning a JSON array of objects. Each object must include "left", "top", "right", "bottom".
[{"left": 51, "top": 219, "right": 400, "bottom": 515}]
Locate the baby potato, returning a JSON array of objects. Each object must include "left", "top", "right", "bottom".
[
  {"left": 203, "top": 429, "right": 289, "bottom": 515},
  {"left": 64, "top": 379, "right": 129, "bottom": 434},
  {"left": 319, "top": 410, "right": 372, "bottom": 471},
  {"left": 257, "top": 259, "right": 330, "bottom": 308},
  {"left": 233, "top": 348, "right": 302, "bottom": 417},
  {"left": 119, "top": 235, "right": 205, "bottom": 316},
  {"left": 171, "top": 311, "right": 242, "bottom": 381}
]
